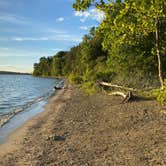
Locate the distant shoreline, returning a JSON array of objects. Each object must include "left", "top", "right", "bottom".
[{"left": 0, "top": 71, "right": 31, "bottom": 75}]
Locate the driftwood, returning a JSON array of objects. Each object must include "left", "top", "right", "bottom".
[
  {"left": 98, "top": 81, "right": 135, "bottom": 102},
  {"left": 109, "top": 91, "right": 133, "bottom": 103},
  {"left": 99, "top": 81, "right": 137, "bottom": 91},
  {"left": 98, "top": 81, "right": 154, "bottom": 92},
  {"left": 98, "top": 81, "right": 156, "bottom": 102}
]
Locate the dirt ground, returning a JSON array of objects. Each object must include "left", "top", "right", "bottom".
[{"left": 0, "top": 83, "right": 166, "bottom": 166}]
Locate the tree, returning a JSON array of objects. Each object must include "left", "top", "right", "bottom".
[
  {"left": 51, "top": 51, "right": 67, "bottom": 76},
  {"left": 113, "top": 0, "right": 166, "bottom": 89},
  {"left": 73, "top": 0, "right": 105, "bottom": 11},
  {"left": 73, "top": 0, "right": 166, "bottom": 89}
]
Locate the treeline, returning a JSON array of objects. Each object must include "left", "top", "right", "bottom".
[
  {"left": 33, "top": 28, "right": 109, "bottom": 92},
  {"left": 33, "top": 0, "right": 166, "bottom": 93},
  {"left": 0, "top": 71, "right": 31, "bottom": 75}
]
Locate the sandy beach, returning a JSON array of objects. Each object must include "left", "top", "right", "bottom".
[{"left": 0, "top": 82, "right": 166, "bottom": 165}]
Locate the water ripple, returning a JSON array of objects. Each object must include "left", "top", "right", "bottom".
[{"left": 0, "top": 75, "right": 62, "bottom": 117}]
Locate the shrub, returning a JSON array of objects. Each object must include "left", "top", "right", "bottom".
[
  {"left": 80, "top": 81, "right": 98, "bottom": 94},
  {"left": 96, "top": 70, "right": 115, "bottom": 82},
  {"left": 68, "top": 73, "right": 83, "bottom": 84},
  {"left": 155, "top": 79, "right": 166, "bottom": 104}
]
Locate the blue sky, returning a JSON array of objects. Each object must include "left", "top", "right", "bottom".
[{"left": 0, "top": 0, "right": 104, "bottom": 73}]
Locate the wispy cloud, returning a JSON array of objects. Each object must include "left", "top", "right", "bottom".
[
  {"left": 0, "top": 64, "right": 14, "bottom": 67},
  {"left": 74, "top": 8, "right": 104, "bottom": 22},
  {"left": 0, "top": 12, "right": 28, "bottom": 24},
  {"left": 0, "top": 47, "right": 38, "bottom": 57},
  {"left": 0, "top": 34, "right": 81, "bottom": 43},
  {"left": 0, "top": 64, "right": 32, "bottom": 72},
  {"left": 51, "top": 48, "right": 63, "bottom": 52},
  {"left": 54, "top": 34, "right": 81, "bottom": 42},
  {"left": 0, "top": 47, "right": 9, "bottom": 50},
  {"left": 11, "top": 37, "right": 49, "bottom": 41},
  {"left": 80, "top": 26, "right": 88, "bottom": 30},
  {"left": 56, "top": 17, "right": 64, "bottom": 22},
  {"left": 47, "top": 28, "right": 67, "bottom": 34}
]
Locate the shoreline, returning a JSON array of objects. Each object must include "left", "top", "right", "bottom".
[
  {"left": 0, "top": 97, "right": 46, "bottom": 128},
  {"left": 0, "top": 75, "right": 63, "bottom": 128},
  {"left": 0, "top": 77, "right": 64, "bottom": 138},
  {"left": 0, "top": 82, "right": 68, "bottom": 155},
  {"left": 0, "top": 99, "right": 46, "bottom": 144},
  {"left": 0, "top": 82, "right": 166, "bottom": 165}
]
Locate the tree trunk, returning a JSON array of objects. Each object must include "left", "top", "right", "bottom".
[
  {"left": 98, "top": 81, "right": 155, "bottom": 91},
  {"left": 155, "top": 17, "right": 164, "bottom": 89}
]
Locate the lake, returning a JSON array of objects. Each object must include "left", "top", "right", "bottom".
[{"left": 0, "top": 74, "right": 63, "bottom": 126}]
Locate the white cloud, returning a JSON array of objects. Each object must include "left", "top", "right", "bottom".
[
  {"left": 75, "top": 11, "right": 90, "bottom": 18},
  {"left": 74, "top": 8, "right": 104, "bottom": 22},
  {"left": 0, "top": 47, "right": 9, "bottom": 50},
  {"left": 0, "top": 12, "right": 28, "bottom": 24},
  {"left": 0, "top": 64, "right": 13, "bottom": 67},
  {"left": 11, "top": 37, "right": 49, "bottom": 41},
  {"left": 80, "top": 26, "right": 88, "bottom": 30},
  {"left": 0, "top": 48, "right": 39, "bottom": 57},
  {"left": 53, "top": 34, "right": 82, "bottom": 42},
  {"left": 47, "top": 28, "right": 67, "bottom": 34},
  {"left": 80, "top": 18, "right": 86, "bottom": 23},
  {"left": 56, "top": 17, "right": 64, "bottom": 22},
  {"left": 51, "top": 48, "right": 62, "bottom": 52},
  {"left": 0, "top": 34, "right": 81, "bottom": 43}
]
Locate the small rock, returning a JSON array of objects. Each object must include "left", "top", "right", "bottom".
[{"left": 47, "top": 135, "right": 65, "bottom": 141}]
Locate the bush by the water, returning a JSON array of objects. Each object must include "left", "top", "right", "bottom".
[{"left": 155, "top": 79, "right": 166, "bottom": 104}]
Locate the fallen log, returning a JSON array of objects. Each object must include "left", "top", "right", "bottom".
[
  {"left": 98, "top": 81, "right": 156, "bottom": 103},
  {"left": 98, "top": 81, "right": 154, "bottom": 92},
  {"left": 98, "top": 81, "right": 136, "bottom": 91},
  {"left": 109, "top": 91, "right": 127, "bottom": 98},
  {"left": 109, "top": 91, "right": 133, "bottom": 103}
]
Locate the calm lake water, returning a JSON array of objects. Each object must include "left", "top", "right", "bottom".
[
  {"left": 0, "top": 74, "right": 63, "bottom": 143},
  {"left": 0, "top": 74, "right": 62, "bottom": 118}
]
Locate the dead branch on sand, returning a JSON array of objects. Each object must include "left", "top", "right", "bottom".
[{"left": 98, "top": 81, "right": 136, "bottom": 102}]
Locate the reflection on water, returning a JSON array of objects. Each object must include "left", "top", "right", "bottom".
[
  {"left": 0, "top": 74, "right": 63, "bottom": 143},
  {"left": 0, "top": 74, "right": 59, "bottom": 116}
]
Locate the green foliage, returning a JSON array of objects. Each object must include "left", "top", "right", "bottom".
[
  {"left": 33, "top": 57, "right": 52, "bottom": 76},
  {"left": 33, "top": 0, "right": 166, "bottom": 95},
  {"left": 97, "top": 0, "right": 166, "bottom": 88},
  {"left": 96, "top": 70, "right": 115, "bottom": 82},
  {"left": 72, "top": 0, "right": 105, "bottom": 11},
  {"left": 73, "top": 0, "right": 94, "bottom": 11},
  {"left": 68, "top": 73, "right": 83, "bottom": 84},
  {"left": 80, "top": 81, "right": 99, "bottom": 94},
  {"left": 155, "top": 80, "right": 166, "bottom": 104}
]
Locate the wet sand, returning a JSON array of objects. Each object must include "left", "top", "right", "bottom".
[
  {"left": 0, "top": 82, "right": 166, "bottom": 165},
  {"left": 0, "top": 99, "right": 46, "bottom": 144}
]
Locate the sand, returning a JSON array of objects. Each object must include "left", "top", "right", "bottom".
[{"left": 0, "top": 82, "right": 166, "bottom": 165}]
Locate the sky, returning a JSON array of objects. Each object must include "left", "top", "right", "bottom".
[{"left": 0, "top": 0, "right": 104, "bottom": 73}]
